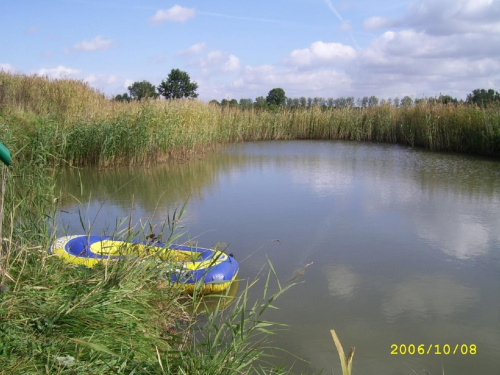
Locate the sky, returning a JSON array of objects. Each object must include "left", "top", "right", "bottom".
[{"left": 1, "top": 0, "right": 499, "bottom": 102}]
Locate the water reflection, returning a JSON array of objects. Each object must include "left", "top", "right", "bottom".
[
  {"left": 416, "top": 214, "right": 490, "bottom": 260},
  {"left": 323, "top": 264, "right": 360, "bottom": 298},
  {"left": 55, "top": 141, "right": 500, "bottom": 375},
  {"left": 381, "top": 274, "right": 479, "bottom": 320},
  {"left": 57, "top": 151, "right": 252, "bottom": 213},
  {"left": 290, "top": 158, "right": 353, "bottom": 197}
]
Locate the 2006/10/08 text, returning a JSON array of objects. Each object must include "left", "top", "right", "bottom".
[{"left": 390, "top": 344, "right": 477, "bottom": 355}]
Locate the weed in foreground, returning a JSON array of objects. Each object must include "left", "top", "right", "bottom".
[{"left": 330, "top": 329, "right": 355, "bottom": 375}]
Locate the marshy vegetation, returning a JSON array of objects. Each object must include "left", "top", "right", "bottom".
[
  {"left": 0, "top": 72, "right": 299, "bottom": 374},
  {"left": 1, "top": 72, "right": 499, "bottom": 169},
  {"left": 0, "top": 153, "right": 297, "bottom": 373},
  {"left": 0, "top": 71, "right": 499, "bottom": 373}
]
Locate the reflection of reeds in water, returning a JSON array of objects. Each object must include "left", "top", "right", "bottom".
[{"left": 55, "top": 151, "right": 251, "bottom": 213}]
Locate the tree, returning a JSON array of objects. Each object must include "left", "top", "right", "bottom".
[
  {"left": 437, "top": 94, "right": 458, "bottom": 105},
  {"left": 128, "top": 80, "right": 158, "bottom": 100},
  {"left": 254, "top": 96, "right": 267, "bottom": 109},
  {"left": 266, "top": 88, "right": 286, "bottom": 106},
  {"left": 114, "top": 93, "right": 131, "bottom": 102},
  {"left": 401, "top": 96, "right": 413, "bottom": 106},
  {"left": 466, "top": 89, "right": 500, "bottom": 107},
  {"left": 368, "top": 96, "right": 379, "bottom": 107},
  {"left": 360, "top": 96, "right": 369, "bottom": 108},
  {"left": 239, "top": 98, "right": 253, "bottom": 108},
  {"left": 157, "top": 69, "right": 198, "bottom": 99}
]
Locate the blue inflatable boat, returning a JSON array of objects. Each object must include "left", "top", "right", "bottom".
[{"left": 50, "top": 235, "right": 238, "bottom": 294}]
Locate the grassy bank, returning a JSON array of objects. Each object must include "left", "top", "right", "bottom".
[
  {"left": 0, "top": 154, "right": 296, "bottom": 374},
  {"left": 1, "top": 74, "right": 300, "bottom": 374},
  {"left": 1, "top": 72, "right": 499, "bottom": 168}
]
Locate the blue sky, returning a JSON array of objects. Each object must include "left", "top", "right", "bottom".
[{"left": 2, "top": 0, "right": 499, "bottom": 101}]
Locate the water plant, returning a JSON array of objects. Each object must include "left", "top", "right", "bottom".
[{"left": 330, "top": 329, "right": 355, "bottom": 375}]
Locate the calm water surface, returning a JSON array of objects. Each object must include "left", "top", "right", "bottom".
[{"left": 56, "top": 141, "right": 500, "bottom": 374}]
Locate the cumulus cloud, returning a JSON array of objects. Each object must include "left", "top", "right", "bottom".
[
  {"left": 0, "top": 63, "right": 15, "bottom": 73},
  {"left": 178, "top": 42, "right": 207, "bottom": 56},
  {"left": 185, "top": 48, "right": 241, "bottom": 73},
  {"left": 231, "top": 64, "right": 351, "bottom": 99},
  {"left": 363, "top": 16, "right": 396, "bottom": 30},
  {"left": 123, "top": 79, "right": 134, "bottom": 90},
  {"left": 406, "top": 0, "right": 500, "bottom": 35},
  {"left": 150, "top": 5, "right": 195, "bottom": 24},
  {"left": 202, "top": 51, "right": 240, "bottom": 72},
  {"left": 38, "top": 65, "right": 81, "bottom": 79},
  {"left": 222, "top": 54, "right": 240, "bottom": 72},
  {"left": 85, "top": 73, "right": 117, "bottom": 86},
  {"left": 348, "top": 13, "right": 500, "bottom": 99},
  {"left": 286, "top": 41, "right": 356, "bottom": 68},
  {"left": 172, "top": 0, "right": 500, "bottom": 101},
  {"left": 364, "top": 0, "right": 500, "bottom": 35},
  {"left": 73, "top": 35, "right": 115, "bottom": 52}
]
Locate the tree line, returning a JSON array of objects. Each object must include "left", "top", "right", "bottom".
[
  {"left": 114, "top": 69, "right": 500, "bottom": 109},
  {"left": 114, "top": 69, "right": 199, "bottom": 102},
  {"left": 210, "top": 89, "right": 500, "bottom": 109}
]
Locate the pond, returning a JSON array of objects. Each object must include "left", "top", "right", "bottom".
[{"left": 56, "top": 140, "right": 500, "bottom": 374}]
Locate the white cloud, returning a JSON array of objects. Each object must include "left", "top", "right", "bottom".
[
  {"left": 150, "top": 5, "right": 195, "bottom": 24},
  {"left": 407, "top": 0, "right": 500, "bottom": 35},
  {"left": 38, "top": 65, "right": 81, "bottom": 79},
  {"left": 85, "top": 73, "right": 117, "bottom": 86},
  {"left": 190, "top": 50, "right": 241, "bottom": 73},
  {"left": 365, "top": 0, "right": 500, "bottom": 35},
  {"left": 229, "top": 64, "right": 351, "bottom": 100},
  {"left": 124, "top": 79, "right": 134, "bottom": 90},
  {"left": 363, "top": 16, "right": 394, "bottom": 30},
  {"left": 0, "top": 63, "right": 15, "bottom": 73},
  {"left": 287, "top": 41, "right": 356, "bottom": 68},
  {"left": 223, "top": 54, "right": 240, "bottom": 72},
  {"left": 178, "top": 42, "right": 207, "bottom": 56},
  {"left": 73, "top": 35, "right": 115, "bottom": 52},
  {"left": 345, "top": 21, "right": 500, "bottom": 99}
]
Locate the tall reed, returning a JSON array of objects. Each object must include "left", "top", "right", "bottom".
[{"left": 2, "top": 72, "right": 499, "bottom": 169}]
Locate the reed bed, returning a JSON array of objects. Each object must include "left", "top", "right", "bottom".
[{"left": 1, "top": 72, "right": 499, "bottom": 169}]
